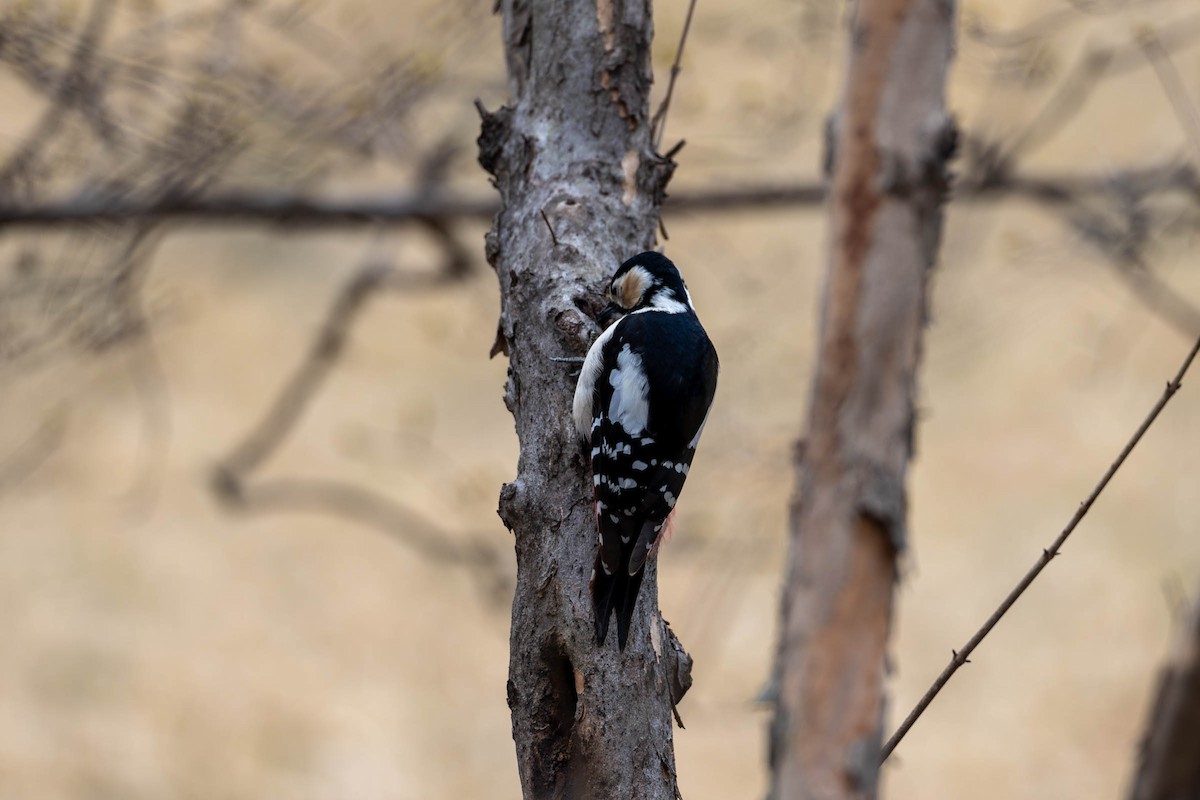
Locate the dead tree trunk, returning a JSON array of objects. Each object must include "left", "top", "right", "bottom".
[
  {"left": 1129, "top": 586, "right": 1200, "bottom": 800},
  {"left": 769, "top": 1, "right": 956, "bottom": 798},
  {"left": 477, "top": 2, "right": 690, "bottom": 798}
]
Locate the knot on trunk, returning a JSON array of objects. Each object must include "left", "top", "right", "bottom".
[{"left": 477, "top": 102, "right": 514, "bottom": 178}]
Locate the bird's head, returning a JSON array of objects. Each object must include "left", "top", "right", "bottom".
[{"left": 598, "top": 251, "right": 692, "bottom": 327}]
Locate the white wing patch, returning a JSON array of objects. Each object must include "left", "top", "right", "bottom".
[
  {"left": 573, "top": 322, "right": 619, "bottom": 440},
  {"left": 607, "top": 344, "right": 650, "bottom": 435}
]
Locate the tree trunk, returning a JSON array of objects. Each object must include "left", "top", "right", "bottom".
[
  {"left": 769, "top": 1, "right": 956, "bottom": 798},
  {"left": 1128, "top": 585, "right": 1200, "bottom": 800},
  {"left": 478, "top": 2, "right": 690, "bottom": 799}
]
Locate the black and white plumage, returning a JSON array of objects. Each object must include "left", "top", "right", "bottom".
[{"left": 573, "top": 252, "right": 718, "bottom": 650}]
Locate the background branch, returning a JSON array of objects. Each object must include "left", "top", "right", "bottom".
[
  {"left": 650, "top": 0, "right": 699, "bottom": 152},
  {"left": 2, "top": 158, "right": 1199, "bottom": 229},
  {"left": 209, "top": 236, "right": 500, "bottom": 586}
]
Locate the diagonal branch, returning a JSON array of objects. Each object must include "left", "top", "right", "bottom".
[
  {"left": 1140, "top": 28, "right": 1200, "bottom": 168},
  {"left": 0, "top": 0, "right": 121, "bottom": 196},
  {"left": 1063, "top": 201, "right": 1200, "bottom": 337},
  {"left": 882, "top": 331, "right": 1200, "bottom": 762},
  {"left": 0, "top": 407, "right": 69, "bottom": 496},
  {"left": 213, "top": 260, "right": 454, "bottom": 479},
  {"left": 650, "top": 0, "right": 699, "bottom": 152},
  {"left": 210, "top": 229, "right": 492, "bottom": 580}
]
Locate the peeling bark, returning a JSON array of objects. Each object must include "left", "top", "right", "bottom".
[
  {"left": 1129, "top": 587, "right": 1200, "bottom": 800},
  {"left": 479, "top": 1, "right": 688, "bottom": 798},
  {"left": 769, "top": 1, "right": 956, "bottom": 798}
]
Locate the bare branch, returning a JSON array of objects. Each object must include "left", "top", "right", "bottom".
[
  {"left": 1140, "top": 27, "right": 1200, "bottom": 168},
  {"left": 213, "top": 475, "right": 508, "bottom": 599},
  {"left": 980, "top": 13, "right": 1200, "bottom": 165},
  {"left": 1063, "top": 202, "right": 1200, "bottom": 337},
  {"left": 882, "top": 331, "right": 1200, "bottom": 762},
  {"left": 2, "top": 159, "right": 1197, "bottom": 228},
  {"left": 0, "top": 0, "right": 121, "bottom": 196},
  {"left": 0, "top": 191, "right": 498, "bottom": 228},
  {"left": 210, "top": 230, "right": 484, "bottom": 578},
  {"left": 964, "top": 0, "right": 1183, "bottom": 50},
  {"left": 650, "top": 0, "right": 699, "bottom": 152},
  {"left": 1000, "top": 46, "right": 1114, "bottom": 161},
  {"left": 214, "top": 260, "right": 456, "bottom": 479},
  {"left": 0, "top": 408, "right": 69, "bottom": 496}
]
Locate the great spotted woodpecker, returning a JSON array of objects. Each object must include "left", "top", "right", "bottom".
[{"left": 573, "top": 252, "right": 719, "bottom": 650}]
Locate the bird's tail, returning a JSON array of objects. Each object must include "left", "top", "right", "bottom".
[{"left": 592, "top": 554, "right": 646, "bottom": 651}]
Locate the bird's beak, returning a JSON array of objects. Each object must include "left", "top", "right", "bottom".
[{"left": 597, "top": 302, "right": 625, "bottom": 329}]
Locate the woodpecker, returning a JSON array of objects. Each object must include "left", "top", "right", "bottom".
[{"left": 573, "top": 252, "right": 718, "bottom": 650}]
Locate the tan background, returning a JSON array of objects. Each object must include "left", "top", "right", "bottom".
[{"left": 2, "top": 0, "right": 1199, "bottom": 798}]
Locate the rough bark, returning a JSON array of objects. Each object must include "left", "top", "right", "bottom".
[
  {"left": 769, "top": 1, "right": 956, "bottom": 798},
  {"left": 1129, "top": 587, "right": 1200, "bottom": 800},
  {"left": 478, "top": 1, "right": 690, "bottom": 799}
]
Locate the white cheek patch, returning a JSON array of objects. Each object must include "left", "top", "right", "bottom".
[
  {"left": 607, "top": 344, "right": 650, "bottom": 435},
  {"left": 648, "top": 294, "right": 688, "bottom": 314}
]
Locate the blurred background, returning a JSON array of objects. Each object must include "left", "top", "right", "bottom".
[{"left": 2, "top": 0, "right": 1200, "bottom": 797}]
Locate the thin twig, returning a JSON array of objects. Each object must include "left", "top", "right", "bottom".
[
  {"left": 650, "top": 0, "right": 699, "bottom": 152},
  {"left": 214, "top": 258, "right": 458, "bottom": 478},
  {"left": 964, "top": 0, "right": 1181, "bottom": 50},
  {"left": 882, "top": 332, "right": 1200, "bottom": 762},
  {"left": 210, "top": 233, "right": 492, "bottom": 581},
  {"left": 0, "top": 408, "right": 69, "bottom": 495},
  {"left": 1112, "top": 12, "right": 1200, "bottom": 75},
  {"left": 540, "top": 207, "right": 558, "bottom": 246},
  {"left": 1062, "top": 202, "right": 1200, "bottom": 337},
  {"left": 983, "top": 14, "right": 1200, "bottom": 166},
  {"left": 1001, "top": 46, "right": 1114, "bottom": 161},
  {"left": 1139, "top": 28, "right": 1200, "bottom": 168},
  {"left": 219, "top": 476, "right": 507, "bottom": 597},
  {"left": 0, "top": 0, "right": 119, "bottom": 195},
  {"left": 114, "top": 227, "right": 173, "bottom": 521}
]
